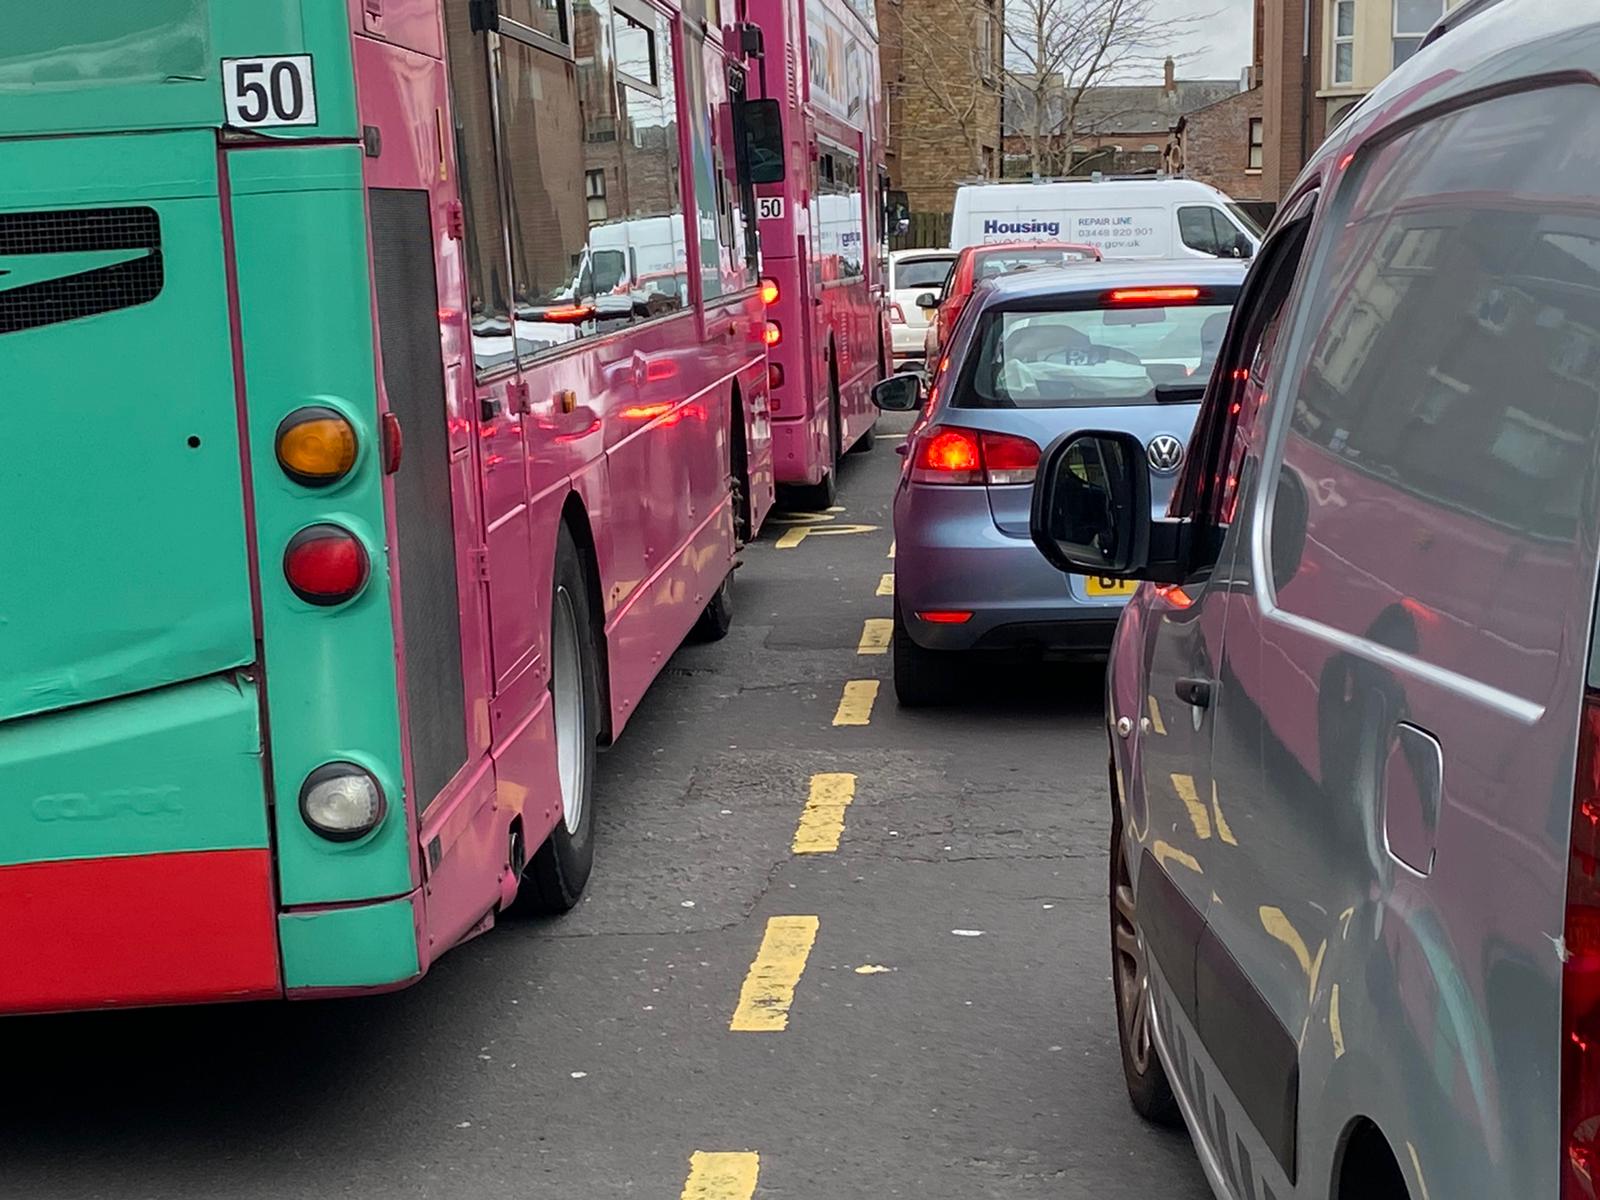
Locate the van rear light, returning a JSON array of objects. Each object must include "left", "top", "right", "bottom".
[
  {"left": 284, "top": 524, "right": 370, "bottom": 606},
  {"left": 909, "top": 426, "right": 1040, "bottom": 486},
  {"left": 1564, "top": 691, "right": 1600, "bottom": 1196},
  {"left": 889, "top": 303, "right": 906, "bottom": 324}
]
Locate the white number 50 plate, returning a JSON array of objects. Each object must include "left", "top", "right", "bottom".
[
  {"left": 223, "top": 55, "right": 318, "bottom": 128},
  {"left": 757, "top": 197, "right": 785, "bottom": 220}
]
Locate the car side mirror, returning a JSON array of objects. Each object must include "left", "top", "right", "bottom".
[
  {"left": 872, "top": 372, "right": 922, "bottom": 412},
  {"left": 1234, "top": 234, "right": 1254, "bottom": 260},
  {"left": 915, "top": 291, "right": 940, "bottom": 310}
]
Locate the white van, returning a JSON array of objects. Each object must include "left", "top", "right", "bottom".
[{"left": 949, "top": 177, "right": 1261, "bottom": 261}]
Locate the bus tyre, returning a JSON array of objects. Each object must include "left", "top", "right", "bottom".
[
  {"left": 892, "top": 599, "right": 958, "bottom": 707},
  {"left": 516, "top": 527, "right": 599, "bottom": 914},
  {"left": 1111, "top": 808, "right": 1182, "bottom": 1127},
  {"left": 849, "top": 417, "right": 876, "bottom": 454},
  {"left": 692, "top": 570, "right": 735, "bottom": 642}
]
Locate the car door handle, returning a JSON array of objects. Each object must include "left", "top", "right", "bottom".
[{"left": 1175, "top": 677, "right": 1213, "bottom": 709}]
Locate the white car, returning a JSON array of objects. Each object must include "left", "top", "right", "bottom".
[{"left": 887, "top": 249, "right": 955, "bottom": 366}]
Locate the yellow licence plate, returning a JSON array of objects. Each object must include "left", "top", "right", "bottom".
[{"left": 1085, "top": 576, "right": 1138, "bottom": 597}]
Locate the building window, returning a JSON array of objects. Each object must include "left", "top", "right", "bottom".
[
  {"left": 1331, "top": 0, "right": 1355, "bottom": 85},
  {"left": 976, "top": 10, "right": 997, "bottom": 83},
  {"left": 982, "top": 144, "right": 996, "bottom": 178},
  {"left": 1248, "top": 117, "right": 1263, "bottom": 170},
  {"left": 586, "top": 168, "right": 608, "bottom": 222},
  {"left": 1393, "top": 0, "right": 1445, "bottom": 68}
]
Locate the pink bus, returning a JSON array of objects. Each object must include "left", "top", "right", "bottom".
[
  {"left": 0, "top": 0, "right": 773, "bottom": 1013},
  {"left": 742, "top": 0, "right": 889, "bottom": 506}
]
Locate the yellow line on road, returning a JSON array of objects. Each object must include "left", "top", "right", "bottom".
[
  {"left": 681, "top": 1151, "right": 760, "bottom": 1199},
  {"left": 730, "top": 915, "right": 820, "bottom": 1031},
  {"left": 794, "top": 772, "right": 856, "bottom": 853},
  {"left": 888, "top": 540, "right": 895, "bottom": 558},
  {"left": 857, "top": 619, "right": 893, "bottom": 655},
  {"left": 775, "top": 522, "right": 880, "bottom": 549},
  {"left": 1172, "top": 773, "right": 1212, "bottom": 839},
  {"left": 876, "top": 572, "right": 894, "bottom": 596},
  {"left": 832, "top": 679, "right": 879, "bottom": 725}
]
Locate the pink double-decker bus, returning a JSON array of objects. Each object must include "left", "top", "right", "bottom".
[
  {"left": 0, "top": 0, "right": 772, "bottom": 1013},
  {"left": 742, "top": 0, "right": 889, "bottom": 506}
]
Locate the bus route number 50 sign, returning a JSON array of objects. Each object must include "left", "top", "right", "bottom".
[{"left": 223, "top": 56, "right": 318, "bottom": 128}]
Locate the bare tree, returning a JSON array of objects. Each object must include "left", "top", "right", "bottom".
[
  {"left": 889, "top": 0, "right": 1001, "bottom": 184},
  {"left": 1004, "top": 0, "right": 1204, "bottom": 178}
]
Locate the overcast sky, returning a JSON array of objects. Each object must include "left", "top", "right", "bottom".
[{"left": 1152, "top": 0, "right": 1253, "bottom": 80}]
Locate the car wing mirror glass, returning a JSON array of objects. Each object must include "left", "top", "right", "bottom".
[
  {"left": 1029, "top": 430, "right": 1152, "bottom": 576},
  {"left": 871, "top": 372, "right": 922, "bottom": 412},
  {"left": 915, "top": 291, "right": 940, "bottom": 309}
]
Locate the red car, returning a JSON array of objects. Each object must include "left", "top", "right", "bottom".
[{"left": 918, "top": 241, "right": 1103, "bottom": 361}]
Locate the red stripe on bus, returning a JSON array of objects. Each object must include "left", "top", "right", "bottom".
[{"left": 0, "top": 849, "right": 281, "bottom": 1015}]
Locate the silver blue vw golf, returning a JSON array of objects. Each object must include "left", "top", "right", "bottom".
[{"left": 873, "top": 260, "right": 1246, "bottom": 705}]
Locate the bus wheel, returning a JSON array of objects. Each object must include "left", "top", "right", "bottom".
[
  {"left": 692, "top": 570, "right": 735, "bottom": 642},
  {"left": 515, "top": 526, "right": 599, "bottom": 914}
]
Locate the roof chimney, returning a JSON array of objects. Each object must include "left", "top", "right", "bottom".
[{"left": 1163, "top": 56, "right": 1176, "bottom": 94}]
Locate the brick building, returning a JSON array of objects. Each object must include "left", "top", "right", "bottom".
[
  {"left": 1002, "top": 60, "right": 1237, "bottom": 179},
  {"left": 1165, "top": 84, "right": 1266, "bottom": 204},
  {"left": 877, "top": 0, "right": 1004, "bottom": 212}
]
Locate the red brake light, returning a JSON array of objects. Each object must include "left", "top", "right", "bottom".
[
  {"left": 284, "top": 524, "right": 370, "bottom": 606},
  {"left": 759, "top": 277, "right": 780, "bottom": 305},
  {"left": 1108, "top": 287, "right": 1202, "bottom": 305},
  {"left": 1565, "top": 692, "right": 1600, "bottom": 1197},
  {"left": 909, "top": 426, "right": 1039, "bottom": 486},
  {"left": 917, "top": 610, "right": 973, "bottom": 624},
  {"left": 889, "top": 303, "right": 906, "bottom": 324},
  {"left": 763, "top": 321, "right": 782, "bottom": 347}
]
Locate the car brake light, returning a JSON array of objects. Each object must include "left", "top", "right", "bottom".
[
  {"left": 760, "top": 277, "right": 780, "bottom": 305},
  {"left": 909, "top": 426, "right": 1039, "bottom": 486},
  {"left": 889, "top": 303, "right": 906, "bottom": 324},
  {"left": 1108, "top": 287, "right": 1202, "bottom": 305},
  {"left": 284, "top": 524, "right": 370, "bottom": 606},
  {"left": 1564, "top": 691, "right": 1600, "bottom": 1196}
]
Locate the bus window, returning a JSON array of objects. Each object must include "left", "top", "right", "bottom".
[
  {"left": 741, "top": 98, "right": 784, "bottom": 184},
  {"left": 616, "top": 8, "right": 688, "bottom": 319},
  {"left": 683, "top": 31, "right": 724, "bottom": 301}
]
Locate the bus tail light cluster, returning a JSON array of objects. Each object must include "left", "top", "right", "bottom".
[
  {"left": 1563, "top": 690, "right": 1600, "bottom": 1195},
  {"left": 275, "top": 406, "right": 358, "bottom": 486},
  {"left": 299, "top": 762, "right": 387, "bottom": 842},
  {"left": 762, "top": 321, "right": 782, "bottom": 347},
  {"left": 767, "top": 362, "right": 784, "bottom": 391},
  {"left": 759, "top": 277, "right": 780, "bottom": 305},
  {"left": 284, "top": 524, "right": 370, "bottom": 606},
  {"left": 909, "top": 426, "right": 1039, "bottom": 486}
]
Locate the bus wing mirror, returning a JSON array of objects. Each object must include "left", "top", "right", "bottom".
[{"left": 740, "top": 98, "right": 785, "bottom": 185}]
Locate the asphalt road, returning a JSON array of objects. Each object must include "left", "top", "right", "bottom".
[{"left": 0, "top": 412, "right": 1212, "bottom": 1200}]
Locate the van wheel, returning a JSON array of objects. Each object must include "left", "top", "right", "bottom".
[
  {"left": 1111, "top": 809, "right": 1182, "bottom": 1126},
  {"left": 892, "top": 599, "right": 958, "bottom": 707},
  {"left": 513, "top": 526, "right": 599, "bottom": 914},
  {"left": 692, "top": 570, "right": 735, "bottom": 642}
]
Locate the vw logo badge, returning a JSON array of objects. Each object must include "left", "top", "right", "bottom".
[{"left": 1147, "top": 434, "right": 1185, "bottom": 474}]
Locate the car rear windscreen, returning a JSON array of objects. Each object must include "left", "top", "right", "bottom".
[
  {"left": 958, "top": 299, "right": 1234, "bottom": 409},
  {"left": 895, "top": 257, "right": 953, "bottom": 289},
  {"left": 974, "top": 248, "right": 1096, "bottom": 279}
]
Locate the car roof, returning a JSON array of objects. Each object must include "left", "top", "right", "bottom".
[
  {"left": 967, "top": 259, "right": 1248, "bottom": 307},
  {"left": 970, "top": 241, "right": 1100, "bottom": 255},
  {"left": 889, "top": 248, "right": 955, "bottom": 262}
]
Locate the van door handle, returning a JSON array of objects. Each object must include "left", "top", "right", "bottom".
[{"left": 1175, "top": 677, "right": 1212, "bottom": 709}]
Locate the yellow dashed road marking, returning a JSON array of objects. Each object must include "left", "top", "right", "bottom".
[
  {"left": 1330, "top": 983, "right": 1346, "bottom": 1059},
  {"left": 775, "top": 522, "right": 880, "bottom": 549},
  {"left": 730, "top": 915, "right": 820, "bottom": 1032},
  {"left": 833, "top": 680, "right": 879, "bottom": 726},
  {"left": 681, "top": 1151, "right": 760, "bottom": 1199},
  {"left": 856, "top": 619, "right": 892, "bottom": 655},
  {"left": 1153, "top": 839, "right": 1202, "bottom": 873},
  {"left": 876, "top": 573, "right": 894, "bottom": 596},
  {"left": 794, "top": 772, "right": 856, "bottom": 854},
  {"left": 1210, "top": 780, "right": 1238, "bottom": 845},
  {"left": 1171, "top": 773, "right": 1212, "bottom": 839},
  {"left": 1146, "top": 694, "right": 1167, "bottom": 735}
]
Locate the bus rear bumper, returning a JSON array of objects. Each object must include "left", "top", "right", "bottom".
[
  {"left": 771, "top": 416, "right": 826, "bottom": 487},
  {"left": 0, "top": 848, "right": 282, "bottom": 1016}
]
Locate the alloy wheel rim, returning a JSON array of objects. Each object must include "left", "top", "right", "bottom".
[
  {"left": 1113, "top": 846, "right": 1154, "bottom": 1074},
  {"left": 551, "top": 586, "right": 587, "bottom": 834}
]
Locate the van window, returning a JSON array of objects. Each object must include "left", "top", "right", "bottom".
[
  {"left": 1262, "top": 84, "right": 1600, "bottom": 668},
  {"left": 1178, "top": 206, "right": 1240, "bottom": 257}
]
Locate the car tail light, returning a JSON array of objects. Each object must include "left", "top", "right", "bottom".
[
  {"left": 917, "top": 610, "right": 973, "bottom": 624},
  {"left": 299, "top": 762, "right": 387, "bottom": 842},
  {"left": 284, "top": 524, "right": 370, "bottom": 606},
  {"left": 768, "top": 362, "right": 784, "bottom": 390},
  {"left": 763, "top": 321, "right": 782, "bottom": 347},
  {"left": 889, "top": 303, "right": 906, "bottom": 324},
  {"left": 909, "top": 426, "right": 1040, "bottom": 486},
  {"left": 760, "top": 277, "right": 780, "bottom": 305},
  {"left": 276, "top": 406, "right": 358, "bottom": 486},
  {"left": 1564, "top": 691, "right": 1600, "bottom": 1196}
]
